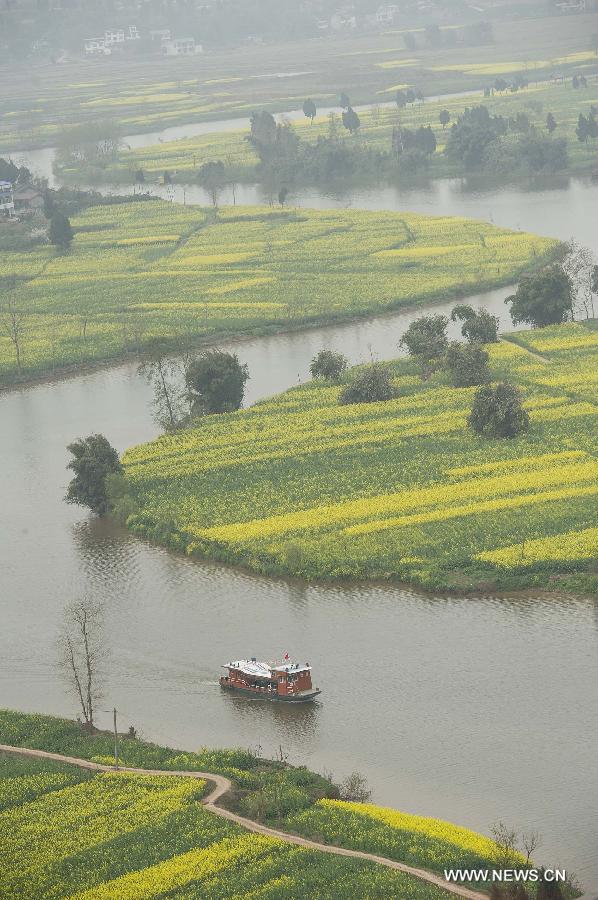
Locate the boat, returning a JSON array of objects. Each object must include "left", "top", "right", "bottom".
[{"left": 220, "top": 657, "right": 321, "bottom": 702}]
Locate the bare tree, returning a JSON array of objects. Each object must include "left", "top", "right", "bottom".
[
  {"left": 339, "top": 771, "right": 371, "bottom": 803},
  {"left": 522, "top": 829, "right": 542, "bottom": 865},
  {"left": 491, "top": 821, "right": 521, "bottom": 868},
  {"left": 1, "top": 279, "right": 26, "bottom": 375},
  {"left": 59, "top": 598, "right": 105, "bottom": 732},
  {"left": 562, "top": 240, "right": 596, "bottom": 320},
  {"left": 138, "top": 344, "right": 188, "bottom": 431}
]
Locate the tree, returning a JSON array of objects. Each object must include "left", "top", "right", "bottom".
[
  {"left": 546, "top": 112, "right": 557, "bottom": 134},
  {"left": 59, "top": 598, "right": 105, "bottom": 732},
  {"left": 400, "top": 315, "right": 448, "bottom": 375},
  {"left": 310, "top": 349, "right": 348, "bottom": 382},
  {"left": 50, "top": 211, "right": 73, "bottom": 250},
  {"left": 576, "top": 113, "right": 589, "bottom": 143},
  {"left": 139, "top": 345, "right": 188, "bottom": 431},
  {"left": 1, "top": 279, "right": 26, "bottom": 375},
  {"left": 439, "top": 109, "right": 451, "bottom": 129},
  {"left": 522, "top": 830, "right": 541, "bottom": 865},
  {"left": 468, "top": 382, "right": 529, "bottom": 438},
  {"left": 65, "top": 434, "right": 122, "bottom": 516},
  {"left": 445, "top": 342, "right": 490, "bottom": 387},
  {"left": 339, "top": 92, "right": 351, "bottom": 109},
  {"left": 135, "top": 168, "right": 145, "bottom": 183},
  {"left": 342, "top": 107, "right": 360, "bottom": 134},
  {"left": 415, "top": 125, "right": 437, "bottom": 155},
  {"left": 495, "top": 78, "right": 508, "bottom": 93},
  {"left": 186, "top": 349, "right": 249, "bottom": 415},
  {"left": 451, "top": 304, "right": 499, "bottom": 343},
  {"left": 395, "top": 89, "right": 408, "bottom": 109},
  {"left": 445, "top": 105, "right": 508, "bottom": 170},
  {"left": 197, "top": 160, "right": 226, "bottom": 206},
  {"left": 338, "top": 772, "right": 371, "bottom": 803},
  {"left": 302, "top": 98, "right": 317, "bottom": 123},
  {"left": 278, "top": 185, "right": 289, "bottom": 207},
  {"left": 338, "top": 363, "right": 397, "bottom": 405},
  {"left": 505, "top": 265, "right": 573, "bottom": 328},
  {"left": 562, "top": 241, "right": 597, "bottom": 319}
]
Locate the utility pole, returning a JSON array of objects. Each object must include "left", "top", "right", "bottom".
[{"left": 113, "top": 707, "right": 119, "bottom": 769}]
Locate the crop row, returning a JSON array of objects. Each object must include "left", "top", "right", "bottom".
[
  {"left": 123, "top": 324, "right": 597, "bottom": 589},
  {"left": 0, "top": 202, "right": 556, "bottom": 384}
]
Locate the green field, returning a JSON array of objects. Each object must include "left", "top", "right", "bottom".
[
  {"left": 0, "top": 709, "right": 512, "bottom": 899},
  {"left": 0, "top": 202, "right": 556, "bottom": 386},
  {"left": 122, "top": 323, "right": 598, "bottom": 593},
  {"left": 67, "top": 78, "right": 598, "bottom": 185},
  {"left": 1, "top": 11, "right": 594, "bottom": 152}
]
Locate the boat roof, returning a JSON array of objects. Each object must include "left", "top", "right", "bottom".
[{"left": 223, "top": 659, "right": 312, "bottom": 677}]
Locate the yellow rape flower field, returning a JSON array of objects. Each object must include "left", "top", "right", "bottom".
[
  {"left": 0, "top": 200, "right": 557, "bottom": 386},
  {"left": 0, "top": 716, "right": 509, "bottom": 900},
  {"left": 123, "top": 323, "right": 597, "bottom": 593}
]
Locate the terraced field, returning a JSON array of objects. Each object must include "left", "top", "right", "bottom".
[
  {"left": 0, "top": 202, "right": 556, "bottom": 385},
  {"left": 122, "top": 323, "right": 597, "bottom": 592}
]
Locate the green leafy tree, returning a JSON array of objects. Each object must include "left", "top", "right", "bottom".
[
  {"left": 342, "top": 107, "right": 361, "bottom": 134},
  {"left": 546, "top": 112, "right": 557, "bottom": 134},
  {"left": 338, "top": 363, "right": 397, "bottom": 405},
  {"left": 451, "top": 304, "right": 499, "bottom": 343},
  {"left": 439, "top": 109, "right": 451, "bottom": 129},
  {"left": 49, "top": 211, "right": 73, "bottom": 249},
  {"left": 65, "top": 434, "right": 122, "bottom": 515},
  {"left": 468, "top": 382, "right": 529, "bottom": 438},
  {"left": 445, "top": 105, "right": 508, "bottom": 170},
  {"left": 302, "top": 99, "right": 317, "bottom": 123},
  {"left": 506, "top": 265, "right": 573, "bottom": 327},
  {"left": 445, "top": 342, "right": 490, "bottom": 387},
  {"left": 400, "top": 314, "right": 448, "bottom": 374},
  {"left": 339, "top": 92, "right": 351, "bottom": 109},
  {"left": 186, "top": 349, "right": 249, "bottom": 415},
  {"left": 309, "top": 349, "right": 348, "bottom": 382},
  {"left": 197, "top": 160, "right": 226, "bottom": 206}
]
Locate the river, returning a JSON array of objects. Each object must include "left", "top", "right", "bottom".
[{"left": 2, "top": 141, "right": 598, "bottom": 891}]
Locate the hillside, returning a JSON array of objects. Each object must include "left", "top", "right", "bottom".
[
  {"left": 0, "top": 202, "right": 556, "bottom": 386},
  {"left": 122, "top": 322, "right": 598, "bottom": 593},
  {"left": 0, "top": 709, "right": 515, "bottom": 899}
]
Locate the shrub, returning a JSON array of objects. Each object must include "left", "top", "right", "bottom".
[
  {"left": 338, "top": 364, "right": 397, "bottom": 405},
  {"left": 445, "top": 342, "right": 490, "bottom": 387},
  {"left": 468, "top": 382, "right": 529, "bottom": 438},
  {"left": 309, "top": 349, "right": 348, "bottom": 382}
]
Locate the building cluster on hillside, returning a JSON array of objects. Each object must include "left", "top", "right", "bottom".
[
  {"left": 0, "top": 181, "right": 44, "bottom": 219},
  {"left": 84, "top": 26, "right": 202, "bottom": 58}
]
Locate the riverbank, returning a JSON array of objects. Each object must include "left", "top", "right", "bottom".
[
  {"left": 2, "top": 11, "right": 594, "bottom": 154},
  {"left": 1, "top": 709, "right": 577, "bottom": 899},
  {"left": 121, "top": 322, "right": 597, "bottom": 595},
  {"left": 55, "top": 78, "right": 598, "bottom": 192},
  {"left": 0, "top": 201, "right": 558, "bottom": 389}
]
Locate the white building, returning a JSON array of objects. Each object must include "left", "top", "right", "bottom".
[
  {"left": 0, "top": 181, "right": 15, "bottom": 218},
  {"left": 555, "top": 0, "right": 586, "bottom": 9},
  {"left": 162, "top": 37, "right": 202, "bottom": 55},
  {"left": 375, "top": 4, "right": 399, "bottom": 24}
]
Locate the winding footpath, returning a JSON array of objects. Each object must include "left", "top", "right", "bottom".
[{"left": 0, "top": 743, "right": 486, "bottom": 900}]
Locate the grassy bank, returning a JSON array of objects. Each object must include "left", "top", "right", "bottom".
[
  {"left": 0, "top": 709, "right": 510, "bottom": 898},
  {"left": 122, "top": 322, "right": 597, "bottom": 594},
  {"left": 0, "top": 202, "right": 557, "bottom": 387},
  {"left": 68, "top": 79, "right": 598, "bottom": 187}
]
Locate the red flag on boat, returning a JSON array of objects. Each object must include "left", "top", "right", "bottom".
[{"left": 284, "top": 652, "right": 289, "bottom": 660}]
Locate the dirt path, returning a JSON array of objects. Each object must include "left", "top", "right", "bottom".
[{"left": 0, "top": 743, "right": 486, "bottom": 900}]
